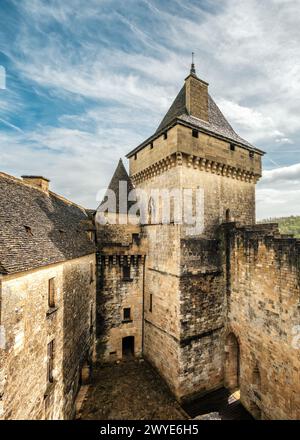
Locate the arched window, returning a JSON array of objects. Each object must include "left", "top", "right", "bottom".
[
  {"left": 224, "top": 333, "right": 240, "bottom": 391},
  {"left": 148, "top": 197, "right": 155, "bottom": 224}
]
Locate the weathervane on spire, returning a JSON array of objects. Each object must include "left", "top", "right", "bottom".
[{"left": 190, "top": 52, "right": 196, "bottom": 75}]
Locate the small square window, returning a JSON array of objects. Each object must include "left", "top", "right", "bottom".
[
  {"left": 230, "top": 144, "right": 235, "bottom": 151},
  {"left": 132, "top": 233, "right": 140, "bottom": 243},
  {"left": 249, "top": 151, "right": 254, "bottom": 158},
  {"left": 123, "top": 308, "right": 131, "bottom": 321},
  {"left": 192, "top": 129, "right": 199, "bottom": 138},
  {"left": 163, "top": 132, "right": 168, "bottom": 140}
]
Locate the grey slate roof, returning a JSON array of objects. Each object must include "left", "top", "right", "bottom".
[
  {"left": 156, "top": 83, "right": 254, "bottom": 149},
  {"left": 98, "top": 159, "right": 135, "bottom": 214},
  {"left": 0, "top": 172, "right": 95, "bottom": 275},
  {"left": 127, "top": 76, "right": 264, "bottom": 158}
]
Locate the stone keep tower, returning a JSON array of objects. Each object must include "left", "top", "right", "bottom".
[{"left": 126, "top": 64, "right": 264, "bottom": 401}]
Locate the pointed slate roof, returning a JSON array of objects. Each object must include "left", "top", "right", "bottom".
[
  {"left": 156, "top": 83, "right": 253, "bottom": 149},
  {"left": 127, "top": 68, "right": 265, "bottom": 158},
  {"left": 98, "top": 159, "right": 135, "bottom": 214}
]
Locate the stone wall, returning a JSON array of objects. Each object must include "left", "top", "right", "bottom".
[
  {"left": 96, "top": 254, "right": 144, "bottom": 361},
  {"left": 0, "top": 254, "right": 96, "bottom": 420},
  {"left": 224, "top": 223, "right": 300, "bottom": 419},
  {"left": 143, "top": 224, "right": 181, "bottom": 396},
  {"left": 96, "top": 219, "right": 146, "bottom": 363},
  {"left": 178, "top": 238, "right": 225, "bottom": 400},
  {"left": 180, "top": 158, "right": 256, "bottom": 236}
]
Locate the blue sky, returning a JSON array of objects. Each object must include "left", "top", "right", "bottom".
[{"left": 0, "top": 0, "right": 300, "bottom": 218}]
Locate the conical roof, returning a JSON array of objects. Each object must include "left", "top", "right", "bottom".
[{"left": 98, "top": 159, "right": 135, "bottom": 214}]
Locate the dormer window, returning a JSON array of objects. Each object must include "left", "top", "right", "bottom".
[
  {"left": 24, "top": 225, "right": 33, "bottom": 236},
  {"left": 192, "top": 129, "right": 199, "bottom": 138},
  {"left": 87, "top": 231, "right": 94, "bottom": 241},
  {"left": 163, "top": 132, "right": 168, "bottom": 140},
  {"left": 230, "top": 144, "right": 236, "bottom": 151}
]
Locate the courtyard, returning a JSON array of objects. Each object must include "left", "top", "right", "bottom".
[
  {"left": 77, "top": 359, "right": 186, "bottom": 420},
  {"left": 76, "top": 359, "right": 252, "bottom": 420}
]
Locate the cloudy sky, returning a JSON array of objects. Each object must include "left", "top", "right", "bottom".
[{"left": 0, "top": 0, "right": 300, "bottom": 218}]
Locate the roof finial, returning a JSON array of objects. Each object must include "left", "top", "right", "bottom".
[{"left": 190, "top": 52, "right": 196, "bottom": 75}]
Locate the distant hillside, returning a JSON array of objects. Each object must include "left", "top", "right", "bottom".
[{"left": 259, "top": 216, "right": 300, "bottom": 238}]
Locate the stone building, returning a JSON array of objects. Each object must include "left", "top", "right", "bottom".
[
  {"left": 0, "top": 173, "right": 96, "bottom": 420},
  {"left": 0, "top": 63, "right": 299, "bottom": 421},
  {"left": 96, "top": 64, "right": 300, "bottom": 420}
]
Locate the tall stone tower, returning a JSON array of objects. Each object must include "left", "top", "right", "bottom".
[{"left": 125, "top": 64, "right": 264, "bottom": 401}]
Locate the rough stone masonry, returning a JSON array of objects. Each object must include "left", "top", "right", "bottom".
[
  {"left": 96, "top": 63, "right": 300, "bottom": 420},
  {"left": 0, "top": 63, "right": 299, "bottom": 420}
]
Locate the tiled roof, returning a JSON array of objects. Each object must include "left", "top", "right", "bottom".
[
  {"left": 0, "top": 172, "right": 95, "bottom": 275},
  {"left": 157, "top": 84, "right": 254, "bottom": 149},
  {"left": 127, "top": 77, "right": 264, "bottom": 158}
]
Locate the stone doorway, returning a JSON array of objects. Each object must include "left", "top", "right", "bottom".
[
  {"left": 122, "top": 336, "right": 135, "bottom": 358},
  {"left": 224, "top": 333, "right": 240, "bottom": 391}
]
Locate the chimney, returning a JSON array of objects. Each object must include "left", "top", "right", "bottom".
[
  {"left": 185, "top": 68, "right": 209, "bottom": 122},
  {"left": 21, "top": 176, "right": 50, "bottom": 193}
]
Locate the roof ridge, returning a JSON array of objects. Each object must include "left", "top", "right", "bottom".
[{"left": 0, "top": 171, "right": 89, "bottom": 214}]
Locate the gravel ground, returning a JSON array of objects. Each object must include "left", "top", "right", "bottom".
[{"left": 78, "top": 358, "right": 187, "bottom": 420}]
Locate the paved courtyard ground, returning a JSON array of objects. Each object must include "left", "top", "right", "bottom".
[
  {"left": 77, "top": 358, "right": 252, "bottom": 420},
  {"left": 77, "top": 359, "right": 187, "bottom": 420}
]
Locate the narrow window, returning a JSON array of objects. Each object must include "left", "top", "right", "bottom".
[
  {"left": 48, "top": 278, "right": 55, "bottom": 308},
  {"left": 134, "top": 153, "right": 137, "bottom": 160},
  {"left": 47, "top": 340, "right": 55, "bottom": 383},
  {"left": 149, "top": 294, "right": 153, "bottom": 312},
  {"left": 150, "top": 142, "right": 153, "bottom": 149},
  {"left": 90, "top": 262, "right": 94, "bottom": 283},
  {"left": 226, "top": 209, "right": 231, "bottom": 222},
  {"left": 123, "top": 307, "right": 131, "bottom": 321},
  {"left": 163, "top": 132, "right": 168, "bottom": 140},
  {"left": 253, "top": 364, "right": 261, "bottom": 388},
  {"left": 123, "top": 265, "right": 131, "bottom": 281},
  {"left": 90, "top": 305, "right": 94, "bottom": 334},
  {"left": 192, "top": 129, "right": 199, "bottom": 138},
  {"left": 230, "top": 144, "right": 235, "bottom": 151}
]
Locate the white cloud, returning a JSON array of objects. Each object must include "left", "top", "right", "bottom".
[
  {"left": 1, "top": 0, "right": 300, "bottom": 216},
  {"left": 257, "top": 162, "right": 300, "bottom": 218},
  {"left": 218, "top": 99, "right": 287, "bottom": 143}
]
